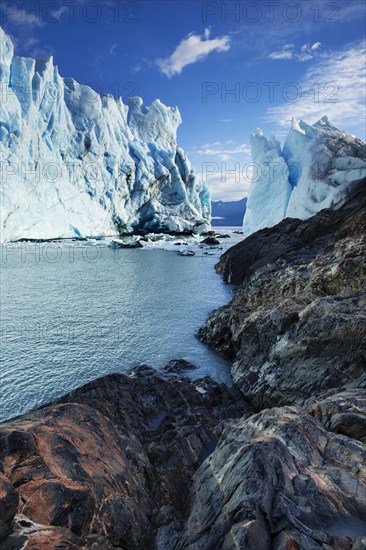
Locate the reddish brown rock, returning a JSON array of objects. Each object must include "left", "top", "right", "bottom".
[
  {"left": 0, "top": 362, "right": 250, "bottom": 548},
  {"left": 0, "top": 473, "right": 18, "bottom": 540}
]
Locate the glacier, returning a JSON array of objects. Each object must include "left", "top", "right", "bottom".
[
  {"left": 0, "top": 27, "right": 210, "bottom": 242},
  {"left": 243, "top": 116, "right": 366, "bottom": 237}
]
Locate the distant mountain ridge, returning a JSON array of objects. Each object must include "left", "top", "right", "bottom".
[{"left": 211, "top": 198, "right": 247, "bottom": 227}]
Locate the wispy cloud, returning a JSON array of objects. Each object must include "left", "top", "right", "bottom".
[
  {"left": 48, "top": 4, "right": 70, "bottom": 21},
  {"left": 21, "top": 36, "right": 54, "bottom": 58},
  {"left": 268, "top": 42, "right": 322, "bottom": 62},
  {"left": 0, "top": 5, "right": 44, "bottom": 28},
  {"left": 266, "top": 41, "right": 366, "bottom": 136},
  {"left": 202, "top": 170, "right": 251, "bottom": 201},
  {"left": 0, "top": 4, "right": 55, "bottom": 57},
  {"left": 194, "top": 138, "right": 252, "bottom": 199},
  {"left": 156, "top": 28, "right": 230, "bottom": 78},
  {"left": 197, "top": 141, "right": 250, "bottom": 161},
  {"left": 132, "top": 63, "right": 142, "bottom": 74}
]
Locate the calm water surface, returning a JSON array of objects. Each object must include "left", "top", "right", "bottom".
[{"left": 1, "top": 232, "right": 242, "bottom": 421}]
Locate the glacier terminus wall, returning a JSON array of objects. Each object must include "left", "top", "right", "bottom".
[
  {"left": 243, "top": 116, "right": 366, "bottom": 237},
  {"left": 0, "top": 28, "right": 211, "bottom": 242}
]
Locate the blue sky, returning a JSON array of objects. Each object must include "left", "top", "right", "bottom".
[{"left": 1, "top": 0, "right": 365, "bottom": 200}]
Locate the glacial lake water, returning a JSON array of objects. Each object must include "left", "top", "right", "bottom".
[{"left": 0, "top": 230, "right": 243, "bottom": 422}]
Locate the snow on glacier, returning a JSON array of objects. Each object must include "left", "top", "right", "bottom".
[
  {"left": 243, "top": 116, "right": 366, "bottom": 237},
  {"left": 242, "top": 128, "right": 292, "bottom": 237},
  {"left": 0, "top": 28, "right": 210, "bottom": 242}
]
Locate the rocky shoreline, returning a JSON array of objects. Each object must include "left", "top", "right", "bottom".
[
  {"left": 1, "top": 184, "right": 366, "bottom": 549},
  {"left": 0, "top": 362, "right": 252, "bottom": 549},
  {"left": 198, "top": 180, "right": 366, "bottom": 409}
]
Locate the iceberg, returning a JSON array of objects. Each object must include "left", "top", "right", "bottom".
[
  {"left": 243, "top": 116, "right": 366, "bottom": 236},
  {"left": 0, "top": 28, "right": 210, "bottom": 242}
]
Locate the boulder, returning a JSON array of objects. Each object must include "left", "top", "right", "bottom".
[
  {"left": 179, "top": 406, "right": 366, "bottom": 549},
  {"left": 201, "top": 237, "right": 220, "bottom": 245},
  {"left": 0, "top": 362, "right": 251, "bottom": 548}
]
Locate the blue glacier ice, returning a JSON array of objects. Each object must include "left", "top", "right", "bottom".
[
  {"left": 243, "top": 117, "right": 366, "bottom": 237},
  {"left": 0, "top": 28, "right": 211, "bottom": 241}
]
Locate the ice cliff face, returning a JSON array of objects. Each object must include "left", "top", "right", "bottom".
[
  {"left": 0, "top": 28, "right": 210, "bottom": 242},
  {"left": 243, "top": 116, "right": 366, "bottom": 236}
]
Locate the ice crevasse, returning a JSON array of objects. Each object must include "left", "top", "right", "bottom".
[
  {"left": 243, "top": 116, "right": 366, "bottom": 236},
  {"left": 0, "top": 27, "right": 211, "bottom": 242}
]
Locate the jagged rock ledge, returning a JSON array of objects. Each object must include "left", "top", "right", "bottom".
[
  {"left": 1, "top": 362, "right": 366, "bottom": 548},
  {"left": 0, "top": 361, "right": 251, "bottom": 549},
  {"left": 198, "top": 180, "right": 366, "bottom": 410}
]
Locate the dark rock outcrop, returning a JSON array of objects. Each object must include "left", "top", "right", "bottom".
[
  {"left": 216, "top": 179, "right": 366, "bottom": 285},
  {"left": 306, "top": 389, "right": 366, "bottom": 443},
  {"left": 185, "top": 180, "right": 366, "bottom": 547},
  {"left": 1, "top": 370, "right": 366, "bottom": 549},
  {"left": 0, "top": 362, "right": 251, "bottom": 549},
  {"left": 179, "top": 398, "right": 366, "bottom": 549},
  {"left": 201, "top": 236, "right": 220, "bottom": 245},
  {"left": 0, "top": 473, "right": 18, "bottom": 541},
  {"left": 198, "top": 181, "right": 366, "bottom": 409}
]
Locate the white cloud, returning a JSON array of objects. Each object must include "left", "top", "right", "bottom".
[
  {"left": 0, "top": 4, "right": 56, "bottom": 58},
  {"left": 202, "top": 170, "right": 251, "bottom": 201},
  {"left": 269, "top": 42, "right": 322, "bottom": 62},
  {"left": 297, "top": 53, "right": 313, "bottom": 62},
  {"left": 269, "top": 50, "right": 294, "bottom": 60},
  {"left": 311, "top": 42, "right": 321, "bottom": 51},
  {"left": 266, "top": 41, "right": 366, "bottom": 135},
  {"left": 6, "top": 30, "right": 53, "bottom": 59},
  {"left": 197, "top": 141, "right": 250, "bottom": 161},
  {"left": 132, "top": 63, "right": 142, "bottom": 74},
  {"left": 197, "top": 141, "right": 252, "bottom": 200},
  {"left": 110, "top": 44, "right": 117, "bottom": 56},
  {"left": 221, "top": 119, "right": 232, "bottom": 122},
  {"left": 156, "top": 28, "right": 230, "bottom": 78},
  {"left": 0, "top": 5, "right": 44, "bottom": 28},
  {"left": 49, "top": 5, "right": 70, "bottom": 21}
]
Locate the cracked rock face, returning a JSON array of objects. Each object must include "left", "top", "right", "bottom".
[
  {"left": 188, "top": 182, "right": 366, "bottom": 548},
  {"left": 0, "top": 361, "right": 251, "bottom": 548},
  {"left": 179, "top": 401, "right": 366, "bottom": 549},
  {"left": 1, "top": 371, "right": 366, "bottom": 549},
  {"left": 199, "top": 183, "right": 366, "bottom": 409},
  {"left": 306, "top": 390, "right": 366, "bottom": 443},
  {"left": 0, "top": 473, "right": 18, "bottom": 541}
]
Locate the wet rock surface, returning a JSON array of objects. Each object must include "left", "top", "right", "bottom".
[{"left": 201, "top": 236, "right": 221, "bottom": 245}]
